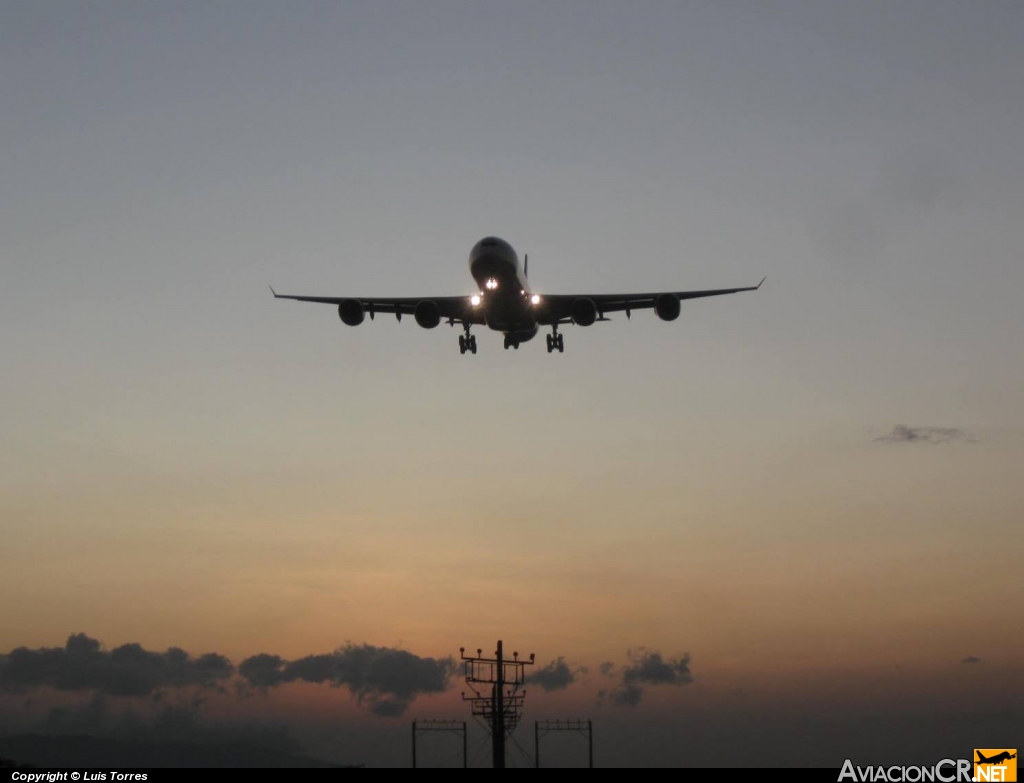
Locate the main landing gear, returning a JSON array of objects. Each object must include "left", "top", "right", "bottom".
[
  {"left": 546, "top": 327, "right": 565, "bottom": 353},
  {"left": 459, "top": 325, "right": 477, "bottom": 355}
]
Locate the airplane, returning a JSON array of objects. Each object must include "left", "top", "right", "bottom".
[
  {"left": 271, "top": 236, "right": 764, "bottom": 354},
  {"left": 977, "top": 752, "right": 1017, "bottom": 765}
]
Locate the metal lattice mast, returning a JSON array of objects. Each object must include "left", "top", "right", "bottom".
[{"left": 460, "top": 640, "right": 534, "bottom": 768}]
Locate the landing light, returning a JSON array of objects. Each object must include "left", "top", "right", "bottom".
[
  {"left": 470, "top": 295, "right": 481, "bottom": 306},
  {"left": 530, "top": 294, "right": 541, "bottom": 305},
  {"left": 485, "top": 278, "right": 498, "bottom": 290}
]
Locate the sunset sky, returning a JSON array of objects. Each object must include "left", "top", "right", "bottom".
[{"left": 1, "top": 1, "right": 1022, "bottom": 767}]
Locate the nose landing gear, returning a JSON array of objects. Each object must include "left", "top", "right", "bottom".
[{"left": 503, "top": 335, "right": 521, "bottom": 350}]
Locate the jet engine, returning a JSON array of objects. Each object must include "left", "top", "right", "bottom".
[
  {"left": 570, "top": 297, "right": 598, "bottom": 326},
  {"left": 414, "top": 299, "right": 442, "bottom": 329},
  {"left": 654, "top": 293, "right": 681, "bottom": 321},
  {"left": 338, "top": 299, "right": 365, "bottom": 326}
]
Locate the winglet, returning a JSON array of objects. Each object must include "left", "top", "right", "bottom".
[
  {"left": 269, "top": 285, "right": 279, "bottom": 298},
  {"left": 757, "top": 276, "right": 766, "bottom": 289}
]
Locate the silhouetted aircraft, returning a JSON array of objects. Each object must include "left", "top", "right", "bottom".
[
  {"left": 977, "top": 752, "right": 1017, "bottom": 765},
  {"left": 272, "top": 236, "right": 763, "bottom": 354}
]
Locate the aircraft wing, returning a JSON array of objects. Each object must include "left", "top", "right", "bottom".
[
  {"left": 270, "top": 290, "right": 486, "bottom": 325},
  {"left": 534, "top": 279, "right": 765, "bottom": 324}
]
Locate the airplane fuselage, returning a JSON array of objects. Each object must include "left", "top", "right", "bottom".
[{"left": 468, "top": 236, "right": 538, "bottom": 343}]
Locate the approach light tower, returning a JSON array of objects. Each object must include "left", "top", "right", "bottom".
[{"left": 460, "top": 640, "right": 534, "bottom": 769}]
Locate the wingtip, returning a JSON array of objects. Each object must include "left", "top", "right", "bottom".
[
  {"left": 269, "top": 285, "right": 278, "bottom": 297},
  {"left": 757, "top": 276, "right": 766, "bottom": 289}
]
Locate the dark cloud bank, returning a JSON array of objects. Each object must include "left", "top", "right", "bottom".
[
  {"left": 0, "top": 633, "right": 232, "bottom": 697},
  {"left": 0, "top": 634, "right": 455, "bottom": 718},
  {"left": 237, "top": 645, "right": 456, "bottom": 716},
  {"left": 2, "top": 635, "right": 696, "bottom": 724}
]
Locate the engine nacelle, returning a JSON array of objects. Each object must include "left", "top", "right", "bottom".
[
  {"left": 570, "top": 297, "right": 597, "bottom": 326},
  {"left": 414, "top": 299, "right": 441, "bottom": 329},
  {"left": 338, "top": 299, "right": 365, "bottom": 326},
  {"left": 654, "top": 293, "right": 681, "bottom": 321}
]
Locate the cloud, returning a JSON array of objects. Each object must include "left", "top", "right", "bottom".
[
  {"left": 961, "top": 656, "right": 982, "bottom": 665},
  {"left": 525, "top": 657, "right": 586, "bottom": 692},
  {"left": 599, "top": 649, "right": 693, "bottom": 708},
  {"left": 0, "top": 634, "right": 233, "bottom": 697},
  {"left": 875, "top": 425, "right": 975, "bottom": 444},
  {"left": 621, "top": 649, "right": 693, "bottom": 687},
  {"left": 237, "top": 644, "right": 456, "bottom": 716},
  {"left": 598, "top": 662, "right": 615, "bottom": 678},
  {"left": 236, "top": 654, "right": 287, "bottom": 689},
  {"left": 1, "top": 635, "right": 456, "bottom": 719}
]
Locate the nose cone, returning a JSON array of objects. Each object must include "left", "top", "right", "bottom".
[
  {"left": 470, "top": 236, "right": 517, "bottom": 262},
  {"left": 469, "top": 236, "right": 521, "bottom": 288}
]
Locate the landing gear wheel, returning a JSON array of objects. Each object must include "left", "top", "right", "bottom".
[
  {"left": 503, "top": 336, "right": 512, "bottom": 350},
  {"left": 469, "top": 335, "right": 477, "bottom": 354},
  {"left": 458, "top": 335, "right": 467, "bottom": 354},
  {"left": 546, "top": 334, "right": 554, "bottom": 353},
  {"left": 556, "top": 334, "right": 564, "bottom": 353}
]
